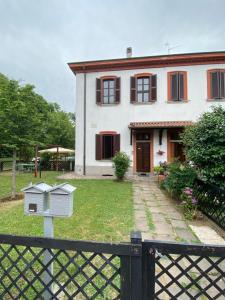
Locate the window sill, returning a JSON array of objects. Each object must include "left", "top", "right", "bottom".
[
  {"left": 97, "top": 103, "right": 120, "bottom": 107},
  {"left": 207, "top": 99, "right": 225, "bottom": 102},
  {"left": 131, "top": 101, "right": 157, "bottom": 105},
  {"left": 166, "top": 100, "right": 189, "bottom": 103},
  {"left": 96, "top": 159, "right": 112, "bottom": 162}
]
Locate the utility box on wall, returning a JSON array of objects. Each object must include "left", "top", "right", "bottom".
[
  {"left": 22, "top": 183, "right": 52, "bottom": 216},
  {"left": 48, "top": 183, "right": 76, "bottom": 217}
]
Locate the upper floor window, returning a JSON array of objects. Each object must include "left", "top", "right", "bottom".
[
  {"left": 168, "top": 71, "right": 187, "bottom": 101},
  {"left": 96, "top": 77, "right": 120, "bottom": 105},
  {"left": 207, "top": 69, "right": 225, "bottom": 100},
  {"left": 130, "top": 73, "right": 157, "bottom": 103}
]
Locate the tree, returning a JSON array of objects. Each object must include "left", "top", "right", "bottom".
[
  {"left": 0, "top": 73, "right": 75, "bottom": 197},
  {"left": 181, "top": 106, "right": 225, "bottom": 188}
]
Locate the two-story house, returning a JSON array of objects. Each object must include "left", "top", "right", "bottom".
[{"left": 68, "top": 50, "right": 225, "bottom": 176}]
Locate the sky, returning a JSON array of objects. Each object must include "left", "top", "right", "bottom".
[{"left": 0, "top": 0, "right": 225, "bottom": 113}]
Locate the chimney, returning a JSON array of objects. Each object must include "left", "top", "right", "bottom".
[{"left": 126, "top": 47, "right": 132, "bottom": 58}]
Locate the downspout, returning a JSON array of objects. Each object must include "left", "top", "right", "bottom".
[{"left": 83, "top": 68, "right": 87, "bottom": 175}]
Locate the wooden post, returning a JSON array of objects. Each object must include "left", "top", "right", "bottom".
[
  {"left": 12, "top": 148, "right": 17, "bottom": 199},
  {"left": 56, "top": 146, "right": 59, "bottom": 171},
  {"left": 34, "top": 145, "right": 38, "bottom": 178}
]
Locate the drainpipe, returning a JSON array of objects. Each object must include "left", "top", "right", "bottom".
[{"left": 83, "top": 68, "right": 87, "bottom": 175}]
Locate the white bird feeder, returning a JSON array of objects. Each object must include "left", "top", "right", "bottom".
[{"left": 48, "top": 183, "right": 76, "bottom": 217}]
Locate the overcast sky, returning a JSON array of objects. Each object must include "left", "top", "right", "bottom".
[{"left": 0, "top": 0, "right": 225, "bottom": 113}]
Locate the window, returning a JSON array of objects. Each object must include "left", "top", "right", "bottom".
[
  {"left": 130, "top": 74, "right": 157, "bottom": 103},
  {"left": 207, "top": 69, "right": 225, "bottom": 99},
  {"left": 137, "top": 77, "right": 150, "bottom": 102},
  {"left": 96, "top": 77, "right": 120, "bottom": 104},
  {"left": 96, "top": 133, "right": 120, "bottom": 160},
  {"left": 168, "top": 71, "right": 187, "bottom": 101}
]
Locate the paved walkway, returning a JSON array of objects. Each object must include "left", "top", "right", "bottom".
[{"left": 133, "top": 179, "right": 199, "bottom": 242}]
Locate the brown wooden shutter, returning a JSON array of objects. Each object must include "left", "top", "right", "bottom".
[
  {"left": 220, "top": 71, "right": 225, "bottom": 98},
  {"left": 115, "top": 77, "right": 120, "bottom": 103},
  {"left": 95, "top": 134, "right": 102, "bottom": 160},
  {"left": 171, "top": 73, "right": 178, "bottom": 101},
  {"left": 113, "top": 134, "right": 120, "bottom": 156},
  {"left": 130, "top": 77, "right": 136, "bottom": 103},
  {"left": 150, "top": 74, "right": 157, "bottom": 101},
  {"left": 211, "top": 71, "right": 220, "bottom": 99},
  {"left": 96, "top": 78, "right": 101, "bottom": 104},
  {"left": 179, "top": 73, "right": 184, "bottom": 100}
]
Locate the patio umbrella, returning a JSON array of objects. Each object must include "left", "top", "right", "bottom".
[{"left": 39, "top": 147, "right": 75, "bottom": 154}]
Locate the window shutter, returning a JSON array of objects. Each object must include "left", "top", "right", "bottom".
[
  {"left": 115, "top": 77, "right": 121, "bottom": 103},
  {"left": 95, "top": 134, "right": 102, "bottom": 160},
  {"left": 211, "top": 72, "right": 220, "bottom": 99},
  {"left": 150, "top": 74, "right": 157, "bottom": 101},
  {"left": 171, "top": 73, "right": 178, "bottom": 101},
  {"left": 96, "top": 78, "right": 101, "bottom": 104},
  {"left": 130, "top": 77, "right": 136, "bottom": 103},
  {"left": 221, "top": 71, "right": 225, "bottom": 98},
  {"left": 113, "top": 134, "right": 120, "bottom": 156},
  {"left": 179, "top": 73, "right": 184, "bottom": 100}
]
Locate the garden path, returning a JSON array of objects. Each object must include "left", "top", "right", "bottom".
[{"left": 133, "top": 178, "right": 225, "bottom": 244}]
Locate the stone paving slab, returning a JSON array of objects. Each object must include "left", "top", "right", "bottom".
[{"left": 189, "top": 225, "right": 225, "bottom": 245}]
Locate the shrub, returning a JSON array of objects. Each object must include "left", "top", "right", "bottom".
[
  {"left": 181, "top": 106, "right": 225, "bottom": 188},
  {"left": 180, "top": 187, "right": 198, "bottom": 220},
  {"left": 163, "top": 162, "right": 197, "bottom": 198},
  {"left": 112, "top": 152, "right": 130, "bottom": 180}
]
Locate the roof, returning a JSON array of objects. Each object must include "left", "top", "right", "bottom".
[
  {"left": 48, "top": 183, "right": 76, "bottom": 194},
  {"left": 21, "top": 182, "right": 52, "bottom": 193},
  {"left": 68, "top": 51, "right": 225, "bottom": 74},
  {"left": 129, "top": 121, "right": 194, "bottom": 129}
]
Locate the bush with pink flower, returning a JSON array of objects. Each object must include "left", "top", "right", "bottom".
[{"left": 181, "top": 187, "right": 198, "bottom": 220}]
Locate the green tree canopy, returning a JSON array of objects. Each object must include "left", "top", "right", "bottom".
[{"left": 182, "top": 106, "right": 225, "bottom": 188}]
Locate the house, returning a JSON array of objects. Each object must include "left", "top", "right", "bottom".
[{"left": 68, "top": 50, "right": 225, "bottom": 175}]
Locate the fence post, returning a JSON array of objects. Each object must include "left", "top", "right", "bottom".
[
  {"left": 130, "top": 231, "right": 142, "bottom": 300},
  {"left": 142, "top": 242, "right": 155, "bottom": 300}
]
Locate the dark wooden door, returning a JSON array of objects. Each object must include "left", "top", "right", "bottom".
[{"left": 136, "top": 142, "right": 150, "bottom": 172}]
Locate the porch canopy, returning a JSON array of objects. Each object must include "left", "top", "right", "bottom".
[
  {"left": 39, "top": 147, "right": 75, "bottom": 154},
  {"left": 128, "top": 121, "right": 193, "bottom": 145},
  {"left": 128, "top": 121, "right": 193, "bottom": 129}
]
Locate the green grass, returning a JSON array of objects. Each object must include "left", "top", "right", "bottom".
[
  {"left": 0, "top": 172, "right": 134, "bottom": 242},
  {"left": 145, "top": 205, "right": 155, "bottom": 231}
]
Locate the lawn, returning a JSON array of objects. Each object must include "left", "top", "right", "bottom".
[{"left": 0, "top": 172, "right": 134, "bottom": 242}]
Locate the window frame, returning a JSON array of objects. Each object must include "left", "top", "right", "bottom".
[
  {"left": 131, "top": 73, "right": 157, "bottom": 103},
  {"left": 207, "top": 69, "right": 225, "bottom": 100},
  {"left": 95, "top": 132, "right": 120, "bottom": 161},
  {"left": 96, "top": 76, "right": 120, "bottom": 105},
  {"left": 167, "top": 71, "right": 188, "bottom": 102}
]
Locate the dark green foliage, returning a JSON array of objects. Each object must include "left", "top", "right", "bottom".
[
  {"left": 112, "top": 152, "right": 130, "bottom": 180},
  {"left": 181, "top": 106, "right": 225, "bottom": 188},
  {"left": 163, "top": 162, "right": 197, "bottom": 199},
  {"left": 0, "top": 73, "right": 75, "bottom": 152}
]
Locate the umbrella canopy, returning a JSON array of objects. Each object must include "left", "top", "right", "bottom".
[{"left": 39, "top": 147, "right": 75, "bottom": 154}]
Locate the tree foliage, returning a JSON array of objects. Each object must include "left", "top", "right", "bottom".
[
  {"left": 181, "top": 106, "right": 225, "bottom": 188},
  {"left": 0, "top": 73, "right": 75, "bottom": 156}
]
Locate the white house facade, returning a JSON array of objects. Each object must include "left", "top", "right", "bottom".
[{"left": 68, "top": 51, "right": 225, "bottom": 176}]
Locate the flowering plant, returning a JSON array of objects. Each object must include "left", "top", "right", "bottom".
[{"left": 180, "top": 187, "right": 198, "bottom": 220}]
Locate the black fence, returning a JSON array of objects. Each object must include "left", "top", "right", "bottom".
[
  {"left": 0, "top": 232, "right": 224, "bottom": 299},
  {"left": 194, "top": 179, "right": 225, "bottom": 231}
]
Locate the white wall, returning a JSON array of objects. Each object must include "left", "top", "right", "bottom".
[{"left": 75, "top": 64, "right": 225, "bottom": 174}]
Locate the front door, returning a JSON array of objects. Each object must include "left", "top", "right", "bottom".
[{"left": 136, "top": 142, "right": 150, "bottom": 172}]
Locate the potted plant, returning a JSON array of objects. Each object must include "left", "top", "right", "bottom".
[{"left": 153, "top": 166, "right": 165, "bottom": 182}]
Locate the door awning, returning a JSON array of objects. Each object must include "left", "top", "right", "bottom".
[{"left": 128, "top": 121, "right": 193, "bottom": 129}]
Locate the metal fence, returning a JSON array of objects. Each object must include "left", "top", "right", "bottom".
[
  {"left": 0, "top": 233, "right": 224, "bottom": 299},
  {"left": 194, "top": 179, "right": 225, "bottom": 231}
]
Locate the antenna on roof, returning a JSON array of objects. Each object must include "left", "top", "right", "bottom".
[{"left": 165, "top": 42, "right": 181, "bottom": 54}]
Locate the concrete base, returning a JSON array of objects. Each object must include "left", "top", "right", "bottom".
[{"left": 75, "top": 165, "right": 134, "bottom": 176}]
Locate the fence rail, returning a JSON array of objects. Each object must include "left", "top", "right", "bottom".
[
  {"left": 0, "top": 233, "right": 224, "bottom": 299},
  {"left": 194, "top": 179, "right": 225, "bottom": 231}
]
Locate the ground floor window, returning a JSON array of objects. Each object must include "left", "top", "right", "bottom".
[
  {"left": 96, "top": 132, "right": 120, "bottom": 160},
  {"left": 167, "top": 129, "right": 185, "bottom": 162}
]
